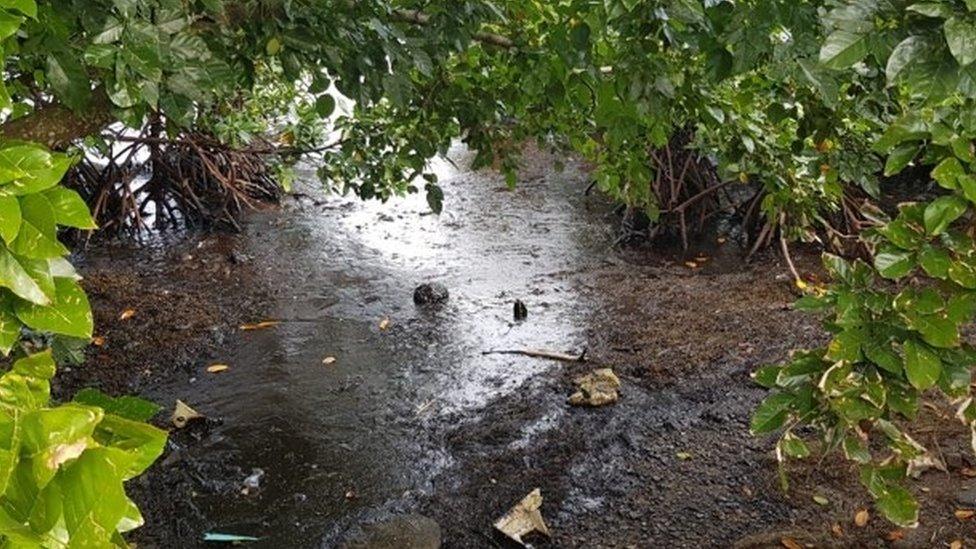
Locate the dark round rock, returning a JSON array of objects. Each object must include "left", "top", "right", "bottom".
[{"left": 413, "top": 282, "right": 449, "bottom": 305}]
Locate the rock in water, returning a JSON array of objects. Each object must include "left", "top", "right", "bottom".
[
  {"left": 513, "top": 299, "right": 528, "bottom": 320},
  {"left": 342, "top": 514, "right": 441, "bottom": 549},
  {"left": 413, "top": 282, "right": 449, "bottom": 305},
  {"left": 568, "top": 368, "right": 621, "bottom": 407}
]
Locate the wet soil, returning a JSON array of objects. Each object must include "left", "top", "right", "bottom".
[{"left": 67, "top": 146, "right": 976, "bottom": 548}]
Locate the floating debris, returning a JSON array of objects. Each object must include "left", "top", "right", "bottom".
[{"left": 172, "top": 400, "right": 204, "bottom": 429}]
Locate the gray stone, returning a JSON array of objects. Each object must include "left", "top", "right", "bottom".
[
  {"left": 413, "top": 282, "right": 449, "bottom": 305},
  {"left": 957, "top": 484, "right": 976, "bottom": 507},
  {"left": 342, "top": 514, "right": 441, "bottom": 549}
]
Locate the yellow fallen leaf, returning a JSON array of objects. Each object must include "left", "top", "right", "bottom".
[
  {"left": 854, "top": 509, "right": 869, "bottom": 527},
  {"left": 240, "top": 320, "right": 280, "bottom": 331},
  {"left": 950, "top": 541, "right": 963, "bottom": 549},
  {"left": 684, "top": 261, "right": 698, "bottom": 269},
  {"left": 322, "top": 356, "right": 337, "bottom": 365},
  {"left": 379, "top": 317, "right": 390, "bottom": 331},
  {"left": 812, "top": 495, "right": 829, "bottom": 506},
  {"left": 885, "top": 529, "right": 904, "bottom": 542},
  {"left": 780, "top": 537, "right": 802, "bottom": 549},
  {"left": 831, "top": 523, "right": 843, "bottom": 538},
  {"left": 91, "top": 336, "right": 105, "bottom": 347},
  {"left": 676, "top": 452, "right": 693, "bottom": 460},
  {"left": 119, "top": 309, "right": 136, "bottom": 321},
  {"left": 955, "top": 509, "right": 975, "bottom": 520},
  {"left": 207, "top": 364, "right": 230, "bottom": 373}
]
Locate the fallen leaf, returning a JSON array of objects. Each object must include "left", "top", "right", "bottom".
[
  {"left": 854, "top": 509, "right": 869, "bottom": 527},
  {"left": 950, "top": 540, "right": 963, "bottom": 549},
  {"left": 345, "top": 490, "right": 356, "bottom": 500},
  {"left": 91, "top": 336, "right": 105, "bottom": 347},
  {"left": 962, "top": 467, "right": 976, "bottom": 478},
  {"left": 780, "top": 537, "right": 802, "bottom": 549},
  {"left": 717, "top": 237, "right": 727, "bottom": 244},
  {"left": 831, "top": 523, "right": 843, "bottom": 538},
  {"left": 494, "top": 488, "right": 550, "bottom": 545},
  {"left": 207, "top": 364, "right": 230, "bottom": 373},
  {"left": 684, "top": 261, "right": 698, "bottom": 269},
  {"left": 812, "top": 495, "right": 829, "bottom": 506},
  {"left": 955, "top": 509, "right": 975, "bottom": 520},
  {"left": 795, "top": 279, "right": 808, "bottom": 290},
  {"left": 239, "top": 320, "right": 280, "bottom": 331},
  {"left": 119, "top": 308, "right": 136, "bottom": 321},
  {"left": 695, "top": 255, "right": 709, "bottom": 263},
  {"left": 676, "top": 452, "right": 693, "bottom": 460},
  {"left": 885, "top": 529, "right": 904, "bottom": 542},
  {"left": 172, "top": 400, "right": 204, "bottom": 428},
  {"left": 322, "top": 356, "right": 337, "bottom": 365},
  {"left": 379, "top": 317, "right": 390, "bottom": 331}
]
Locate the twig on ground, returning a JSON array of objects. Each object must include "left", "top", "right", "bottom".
[{"left": 482, "top": 348, "right": 587, "bottom": 362}]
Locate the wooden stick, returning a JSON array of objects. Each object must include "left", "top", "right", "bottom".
[{"left": 482, "top": 348, "right": 587, "bottom": 362}]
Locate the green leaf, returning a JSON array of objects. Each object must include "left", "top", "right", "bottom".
[
  {"left": 58, "top": 447, "right": 136, "bottom": 544},
  {"left": 0, "top": 0, "right": 36, "bottom": 17},
  {"left": 884, "top": 143, "right": 918, "bottom": 176},
  {"left": 945, "top": 17, "right": 976, "bottom": 67},
  {"left": 931, "top": 157, "right": 965, "bottom": 189},
  {"left": 874, "top": 249, "right": 915, "bottom": 279},
  {"left": 314, "top": 94, "right": 336, "bottom": 118},
  {"left": 0, "top": 193, "right": 20, "bottom": 244},
  {"left": 903, "top": 339, "right": 942, "bottom": 390},
  {"left": 820, "top": 30, "right": 869, "bottom": 70},
  {"left": 45, "top": 54, "right": 91, "bottom": 111},
  {"left": 91, "top": 415, "right": 166, "bottom": 479},
  {"left": 0, "top": 294, "right": 21, "bottom": 355},
  {"left": 0, "top": 247, "right": 48, "bottom": 305},
  {"left": 42, "top": 187, "right": 95, "bottom": 229},
  {"left": 914, "top": 314, "right": 959, "bottom": 348},
  {"left": 72, "top": 389, "right": 161, "bottom": 423},
  {"left": 875, "top": 484, "right": 919, "bottom": 528},
  {"left": 750, "top": 392, "right": 793, "bottom": 434},
  {"left": 918, "top": 244, "right": 951, "bottom": 278},
  {"left": 10, "top": 194, "right": 68, "bottom": 259},
  {"left": 778, "top": 432, "right": 810, "bottom": 459},
  {"left": 923, "top": 195, "right": 968, "bottom": 235},
  {"left": 13, "top": 277, "right": 92, "bottom": 339},
  {"left": 907, "top": 3, "right": 952, "bottom": 18}
]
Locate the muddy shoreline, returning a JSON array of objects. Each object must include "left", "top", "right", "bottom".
[{"left": 66, "top": 149, "right": 975, "bottom": 548}]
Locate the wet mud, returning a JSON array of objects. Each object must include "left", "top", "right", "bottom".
[{"left": 69, "top": 146, "right": 976, "bottom": 548}]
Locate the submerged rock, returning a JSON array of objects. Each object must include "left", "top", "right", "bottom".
[
  {"left": 342, "top": 514, "right": 441, "bottom": 549},
  {"left": 413, "top": 282, "right": 449, "bottom": 306},
  {"left": 568, "top": 368, "right": 621, "bottom": 407}
]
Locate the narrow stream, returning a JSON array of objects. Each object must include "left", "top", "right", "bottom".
[{"left": 145, "top": 145, "right": 616, "bottom": 546}]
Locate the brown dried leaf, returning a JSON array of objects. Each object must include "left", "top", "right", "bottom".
[
  {"left": 950, "top": 541, "right": 963, "bottom": 549},
  {"left": 684, "top": 261, "right": 698, "bottom": 269},
  {"left": 854, "top": 509, "right": 869, "bottom": 527},
  {"left": 955, "top": 509, "right": 975, "bottom": 520},
  {"left": 962, "top": 467, "right": 976, "bottom": 478},
  {"left": 885, "top": 529, "right": 904, "bottom": 542},
  {"left": 91, "top": 336, "right": 105, "bottom": 347},
  {"left": 119, "top": 308, "right": 136, "bottom": 321},
  {"left": 780, "top": 537, "right": 802, "bottom": 549},
  {"left": 495, "top": 488, "right": 550, "bottom": 546},
  {"left": 207, "top": 364, "right": 230, "bottom": 373},
  {"left": 240, "top": 320, "right": 280, "bottom": 331},
  {"left": 831, "top": 523, "right": 843, "bottom": 538}
]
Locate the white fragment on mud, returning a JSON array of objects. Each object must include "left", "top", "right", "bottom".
[
  {"left": 494, "top": 488, "right": 550, "bottom": 545},
  {"left": 171, "top": 400, "right": 204, "bottom": 428},
  {"left": 568, "top": 368, "right": 621, "bottom": 407}
]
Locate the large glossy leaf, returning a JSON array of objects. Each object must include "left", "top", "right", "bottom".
[
  {"left": 820, "top": 30, "right": 869, "bottom": 69},
  {"left": 0, "top": 194, "right": 20, "bottom": 244},
  {"left": 903, "top": 339, "right": 942, "bottom": 390},
  {"left": 10, "top": 194, "right": 68, "bottom": 259},
  {"left": 923, "top": 195, "right": 968, "bottom": 235},
  {"left": 41, "top": 187, "right": 95, "bottom": 230},
  {"left": 0, "top": 247, "right": 48, "bottom": 305},
  {"left": 750, "top": 392, "right": 793, "bottom": 434},
  {"left": 945, "top": 17, "right": 976, "bottom": 67},
  {"left": 13, "top": 277, "right": 92, "bottom": 339}
]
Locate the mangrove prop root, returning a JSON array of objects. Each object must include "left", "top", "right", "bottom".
[{"left": 65, "top": 129, "right": 281, "bottom": 237}]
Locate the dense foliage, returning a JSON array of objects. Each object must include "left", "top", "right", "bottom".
[{"left": 3, "top": 0, "right": 976, "bottom": 537}]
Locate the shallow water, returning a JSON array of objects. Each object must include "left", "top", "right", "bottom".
[{"left": 139, "top": 145, "right": 620, "bottom": 545}]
